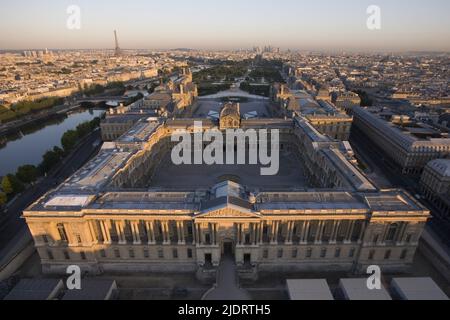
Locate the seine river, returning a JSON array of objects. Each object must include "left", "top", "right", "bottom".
[{"left": 0, "top": 108, "right": 104, "bottom": 177}]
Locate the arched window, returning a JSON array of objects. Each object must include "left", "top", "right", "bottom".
[{"left": 386, "top": 223, "right": 399, "bottom": 242}]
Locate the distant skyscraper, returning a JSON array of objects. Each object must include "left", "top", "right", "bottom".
[{"left": 114, "top": 30, "right": 122, "bottom": 56}]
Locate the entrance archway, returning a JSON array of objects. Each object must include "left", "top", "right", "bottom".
[{"left": 222, "top": 239, "right": 234, "bottom": 257}]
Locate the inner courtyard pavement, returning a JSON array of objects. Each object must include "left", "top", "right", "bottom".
[{"left": 148, "top": 151, "right": 308, "bottom": 189}]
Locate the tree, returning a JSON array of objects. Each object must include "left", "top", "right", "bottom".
[
  {"left": 16, "top": 165, "right": 39, "bottom": 184},
  {"left": 90, "top": 117, "right": 101, "bottom": 129},
  {"left": 7, "top": 174, "right": 24, "bottom": 194},
  {"left": 75, "top": 121, "right": 91, "bottom": 138},
  {"left": 61, "top": 130, "right": 79, "bottom": 152},
  {"left": 39, "top": 149, "right": 63, "bottom": 174},
  {"left": 53, "top": 146, "right": 65, "bottom": 159},
  {"left": 1, "top": 176, "right": 13, "bottom": 195},
  {"left": 0, "top": 192, "right": 7, "bottom": 206},
  {"left": 1, "top": 175, "right": 24, "bottom": 195}
]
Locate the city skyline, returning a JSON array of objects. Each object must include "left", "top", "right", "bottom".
[{"left": 1, "top": 0, "right": 450, "bottom": 52}]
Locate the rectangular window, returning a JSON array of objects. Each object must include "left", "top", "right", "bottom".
[
  {"left": 100, "top": 249, "right": 107, "bottom": 258},
  {"left": 80, "top": 251, "right": 86, "bottom": 260},
  {"left": 129, "top": 249, "right": 135, "bottom": 258},
  {"left": 158, "top": 249, "right": 164, "bottom": 258},
  {"left": 320, "top": 248, "right": 327, "bottom": 258},
  {"left": 335, "top": 248, "right": 341, "bottom": 258},
  {"left": 173, "top": 249, "right": 178, "bottom": 259},
  {"left": 42, "top": 235, "right": 49, "bottom": 243},
  {"left": 187, "top": 248, "right": 193, "bottom": 259},
  {"left": 306, "top": 248, "right": 313, "bottom": 258},
  {"left": 349, "top": 248, "right": 356, "bottom": 258},
  {"left": 143, "top": 249, "right": 149, "bottom": 258},
  {"left": 277, "top": 249, "right": 283, "bottom": 258},
  {"left": 292, "top": 248, "right": 298, "bottom": 258},
  {"left": 76, "top": 234, "right": 82, "bottom": 244},
  {"left": 368, "top": 250, "right": 375, "bottom": 260},
  {"left": 263, "top": 249, "right": 269, "bottom": 259},
  {"left": 47, "top": 250, "right": 54, "bottom": 260},
  {"left": 114, "top": 249, "right": 121, "bottom": 258},
  {"left": 63, "top": 250, "right": 70, "bottom": 260}
]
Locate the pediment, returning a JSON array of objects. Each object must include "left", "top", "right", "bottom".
[{"left": 196, "top": 207, "right": 260, "bottom": 219}]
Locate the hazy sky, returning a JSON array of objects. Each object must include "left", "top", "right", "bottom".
[{"left": 1, "top": 0, "right": 449, "bottom": 51}]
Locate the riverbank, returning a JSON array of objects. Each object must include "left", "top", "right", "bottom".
[
  {"left": 0, "top": 109, "right": 104, "bottom": 177},
  {"left": 0, "top": 103, "right": 83, "bottom": 137}
]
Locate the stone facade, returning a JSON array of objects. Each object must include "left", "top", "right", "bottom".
[
  {"left": 24, "top": 187, "right": 428, "bottom": 276},
  {"left": 219, "top": 102, "right": 241, "bottom": 130},
  {"left": 352, "top": 106, "right": 450, "bottom": 175},
  {"left": 305, "top": 114, "right": 352, "bottom": 141},
  {"left": 420, "top": 159, "right": 450, "bottom": 219},
  {"left": 23, "top": 103, "right": 430, "bottom": 278}
]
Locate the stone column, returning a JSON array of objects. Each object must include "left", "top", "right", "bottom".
[
  {"left": 178, "top": 221, "right": 186, "bottom": 245},
  {"left": 381, "top": 223, "right": 391, "bottom": 245},
  {"left": 116, "top": 221, "right": 126, "bottom": 245},
  {"left": 271, "top": 221, "right": 278, "bottom": 244},
  {"left": 253, "top": 223, "right": 258, "bottom": 245},
  {"left": 210, "top": 223, "right": 215, "bottom": 246},
  {"left": 358, "top": 221, "right": 366, "bottom": 244},
  {"left": 131, "top": 221, "right": 141, "bottom": 245},
  {"left": 99, "top": 221, "right": 106, "bottom": 244},
  {"left": 196, "top": 223, "right": 202, "bottom": 245},
  {"left": 214, "top": 223, "right": 218, "bottom": 245},
  {"left": 241, "top": 223, "right": 246, "bottom": 245},
  {"left": 259, "top": 222, "right": 264, "bottom": 244},
  {"left": 102, "top": 220, "right": 112, "bottom": 244},
  {"left": 163, "top": 221, "right": 170, "bottom": 245},
  {"left": 191, "top": 222, "right": 196, "bottom": 245},
  {"left": 345, "top": 220, "right": 355, "bottom": 244},
  {"left": 301, "top": 221, "right": 310, "bottom": 244},
  {"left": 146, "top": 221, "right": 155, "bottom": 245},
  {"left": 315, "top": 221, "right": 324, "bottom": 244},
  {"left": 330, "top": 221, "right": 340, "bottom": 244},
  {"left": 397, "top": 222, "right": 408, "bottom": 244},
  {"left": 193, "top": 223, "right": 198, "bottom": 245},
  {"left": 88, "top": 221, "right": 98, "bottom": 245},
  {"left": 286, "top": 221, "right": 294, "bottom": 245}
]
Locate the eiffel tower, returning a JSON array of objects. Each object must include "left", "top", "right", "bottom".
[{"left": 114, "top": 30, "right": 122, "bottom": 56}]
